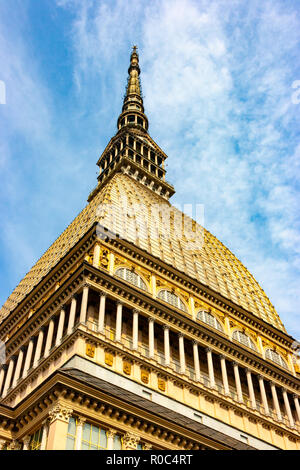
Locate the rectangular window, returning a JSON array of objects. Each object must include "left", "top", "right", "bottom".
[{"left": 30, "top": 427, "right": 43, "bottom": 450}]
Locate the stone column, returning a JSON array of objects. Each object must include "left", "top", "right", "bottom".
[
  {"left": 193, "top": 341, "right": 201, "bottom": 381},
  {"left": 98, "top": 292, "right": 106, "bottom": 332},
  {"left": 220, "top": 356, "right": 230, "bottom": 396},
  {"left": 122, "top": 432, "right": 140, "bottom": 450},
  {"left": 270, "top": 383, "right": 282, "bottom": 421},
  {"left": 79, "top": 284, "right": 89, "bottom": 324},
  {"left": 233, "top": 362, "right": 243, "bottom": 403},
  {"left": 0, "top": 366, "right": 6, "bottom": 395},
  {"left": 293, "top": 395, "right": 300, "bottom": 423},
  {"left": 75, "top": 416, "right": 86, "bottom": 450},
  {"left": 40, "top": 420, "right": 50, "bottom": 450},
  {"left": 12, "top": 347, "right": 25, "bottom": 388},
  {"left": 67, "top": 296, "right": 77, "bottom": 335},
  {"left": 246, "top": 369, "right": 256, "bottom": 409},
  {"left": 206, "top": 348, "right": 215, "bottom": 388},
  {"left": 178, "top": 334, "right": 186, "bottom": 374},
  {"left": 115, "top": 302, "right": 123, "bottom": 342},
  {"left": 107, "top": 429, "right": 117, "bottom": 450},
  {"left": 22, "top": 339, "right": 34, "bottom": 378},
  {"left": 282, "top": 389, "right": 294, "bottom": 428},
  {"left": 44, "top": 318, "right": 55, "bottom": 358},
  {"left": 2, "top": 357, "right": 15, "bottom": 396},
  {"left": 132, "top": 310, "right": 139, "bottom": 350},
  {"left": 33, "top": 327, "right": 45, "bottom": 367},
  {"left": 258, "top": 375, "right": 269, "bottom": 415},
  {"left": 148, "top": 318, "right": 155, "bottom": 358},
  {"left": 55, "top": 308, "right": 65, "bottom": 346},
  {"left": 46, "top": 404, "right": 73, "bottom": 450},
  {"left": 93, "top": 244, "right": 101, "bottom": 268},
  {"left": 22, "top": 436, "right": 31, "bottom": 451},
  {"left": 164, "top": 326, "right": 170, "bottom": 366}
]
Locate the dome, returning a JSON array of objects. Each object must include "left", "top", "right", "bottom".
[{"left": 0, "top": 172, "right": 285, "bottom": 333}]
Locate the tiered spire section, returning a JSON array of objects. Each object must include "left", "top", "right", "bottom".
[
  {"left": 88, "top": 46, "right": 175, "bottom": 202},
  {"left": 117, "top": 46, "right": 148, "bottom": 132}
]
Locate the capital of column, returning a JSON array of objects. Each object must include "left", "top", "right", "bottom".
[
  {"left": 99, "top": 291, "right": 107, "bottom": 298},
  {"left": 143, "top": 443, "right": 153, "bottom": 450},
  {"left": 71, "top": 293, "right": 78, "bottom": 301},
  {"left": 192, "top": 340, "right": 198, "bottom": 346},
  {"left": 133, "top": 309, "right": 139, "bottom": 315},
  {"left": 148, "top": 317, "right": 154, "bottom": 323},
  {"left": 163, "top": 325, "right": 169, "bottom": 331},
  {"left": 22, "top": 435, "right": 31, "bottom": 448},
  {"left": 0, "top": 438, "right": 7, "bottom": 450},
  {"left": 82, "top": 282, "right": 89, "bottom": 289},
  {"left": 107, "top": 428, "right": 117, "bottom": 439},
  {"left": 20, "top": 345, "right": 27, "bottom": 353},
  {"left": 205, "top": 347, "right": 212, "bottom": 353},
  {"left": 48, "top": 404, "right": 73, "bottom": 424},
  {"left": 293, "top": 393, "right": 299, "bottom": 400},
  {"left": 178, "top": 333, "right": 184, "bottom": 338},
  {"left": 117, "top": 301, "right": 123, "bottom": 307},
  {"left": 7, "top": 440, "right": 21, "bottom": 450},
  {"left": 60, "top": 305, "right": 66, "bottom": 313},
  {"left": 76, "top": 416, "right": 86, "bottom": 426},
  {"left": 122, "top": 432, "right": 140, "bottom": 450}
]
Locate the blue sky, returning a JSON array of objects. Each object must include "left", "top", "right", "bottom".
[{"left": 0, "top": 0, "right": 299, "bottom": 339}]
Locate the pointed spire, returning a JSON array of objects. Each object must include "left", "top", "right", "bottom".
[{"left": 117, "top": 46, "right": 149, "bottom": 132}]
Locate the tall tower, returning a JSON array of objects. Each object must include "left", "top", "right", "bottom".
[{"left": 0, "top": 48, "right": 299, "bottom": 451}]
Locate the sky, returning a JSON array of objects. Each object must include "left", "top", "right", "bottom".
[{"left": 0, "top": 0, "right": 299, "bottom": 339}]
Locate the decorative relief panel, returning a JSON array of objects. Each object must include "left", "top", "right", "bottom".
[
  {"left": 141, "top": 369, "right": 149, "bottom": 384},
  {"left": 123, "top": 361, "right": 132, "bottom": 375},
  {"left": 105, "top": 352, "right": 114, "bottom": 366},
  {"left": 158, "top": 378, "right": 166, "bottom": 392},
  {"left": 86, "top": 343, "right": 95, "bottom": 358}
]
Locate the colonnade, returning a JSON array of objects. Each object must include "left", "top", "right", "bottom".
[{"left": 0, "top": 285, "right": 299, "bottom": 432}]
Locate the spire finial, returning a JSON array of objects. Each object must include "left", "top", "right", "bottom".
[{"left": 117, "top": 47, "right": 148, "bottom": 132}]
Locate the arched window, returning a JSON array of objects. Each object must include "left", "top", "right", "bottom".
[
  {"left": 232, "top": 330, "right": 257, "bottom": 351},
  {"left": 196, "top": 310, "right": 224, "bottom": 332},
  {"left": 157, "top": 289, "right": 187, "bottom": 312},
  {"left": 115, "top": 267, "right": 147, "bottom": 291},
  {"left": 265, "top": 349, "right": 288, "bottom": 370}
]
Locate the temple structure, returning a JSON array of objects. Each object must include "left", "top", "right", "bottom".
[{"left": 0, "top": 47, "right": 300, "bottom": 451}]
